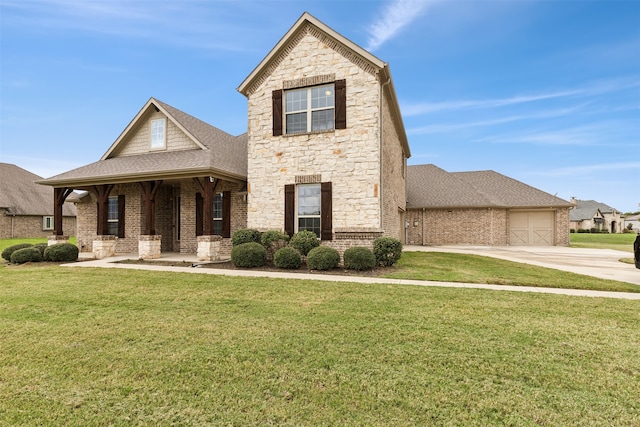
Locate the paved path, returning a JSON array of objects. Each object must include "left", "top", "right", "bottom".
[{"left": 64, "top": 251, "right": 640, "bottom": 300}]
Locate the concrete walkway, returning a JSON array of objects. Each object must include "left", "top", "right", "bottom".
[{"left": 64, "top": 249, "right": 640, "bottom": 300}]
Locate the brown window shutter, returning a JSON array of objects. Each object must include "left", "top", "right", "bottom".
[
  {"left": 284, "top": 184, "right": 295, "bottom": 237},
  {"left": 272, "top": 89, "right": 283, "bottom": 136},
  {"left": 222, "top": 191, "right": 231, "bottom": 238},
  {"left": 334, "top": 80, "right": 346, "bottom": 129},
  {"left": 320, "top": 182, "right": 332, "bottom": 241},
  {"left": 195, "top": 193, "right": 203, "bottom": 237},
  {"left": 117, "top": 195, "right": 126, "bottom": 238}
]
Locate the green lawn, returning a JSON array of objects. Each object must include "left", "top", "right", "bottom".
[
  {"left": 1, "top": 266, "right": 639, "bottom": 426},
  {"left": 570, "top": 232, "right": 636, "bottom": 252}
]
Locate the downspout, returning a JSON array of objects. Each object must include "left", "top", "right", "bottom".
[
  {"left": 379, "top": 73, "right": 392, "bottom": 235},
  {"left": 422, "top": 208, "right": 426, "bottom": 246}
]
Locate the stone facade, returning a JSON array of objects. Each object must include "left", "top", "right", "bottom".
[
  {"left": 0, "top": 209, "right": 76, "bottom": 239},
  {"left": 244, "top": 24, "right": 406, "bottom": 253}
]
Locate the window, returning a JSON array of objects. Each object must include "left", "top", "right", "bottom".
[
  {"left": 297, "top": 184, "right": 321, "bottom": 237},
  {"left": 285, "top": 84, "right": 334, "bottom": 134},
  {"left": 284, "top": 182, "right": 332, "bottom": 240},
  {"left": 107, "top": 196, "right": 119, "bottom": 236},
  {"left": 43, "top": 216, "right": 54, "bottom": 231},
  {"left": 213, "top": 192, "right": 223, "bottom": 236},
  {"left": 273, "top": 80, "right": 345, "bottom": 136},
  {"left": 150, "top": 118, "right": 166, "bottom": 149}
]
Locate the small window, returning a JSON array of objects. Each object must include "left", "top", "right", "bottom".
[
  {"left": 43, "top": 216, "right": 54, "bottom": 231},
  {"left": 107, "top": 196, "right": 119, "bottom": 236},
  {"left": 213, "top": 192, "right": 223, "bottom": 236},
  {"left": 297, "top": 184, "right": 321, "bottom": 237},
  {"left": 150, "top": 118, "right": 166, "bottom": 149},
  {"left": 285, "top": 84, "right": 335, "bottom": 134}
]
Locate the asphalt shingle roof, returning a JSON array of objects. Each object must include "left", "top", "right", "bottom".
[
  {"left": 569, "top": 200, "right": 618, "bottom": 221},
  {"left": 0, "top": 163, "right": 76, "bottom": 216},
  {"left": 407, "top": 164, "right": 572, "bottom": 209},
  {"left": 40, "top": 98, "right": 247, "bottom": 187}
]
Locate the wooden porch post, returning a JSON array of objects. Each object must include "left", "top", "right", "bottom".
[
  {"left": 138, "top": 180, "right": 163, "bottom": 235},
  {"left": 92, "top": 184, "right": 114, "bottom": 235},
  {"left": 193, "top": 177, "right": 219, "bottom": 236},
  {"left": 53, "top": 187, "right": 73, "bottom": 236}
]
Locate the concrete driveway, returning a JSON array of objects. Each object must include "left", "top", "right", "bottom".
[{"left": 405, "top": 245, "right": 640, "bottom": 286}]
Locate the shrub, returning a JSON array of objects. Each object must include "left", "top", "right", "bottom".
[
  {"left": 289, "top": 230, "right": 320, "bottom": 256},
  {"left": 306, "top": 246, "right": 340, "bottom": 271},
  {"left": 231, "top": 229, "right": 262, "bottom": 246},
  {"left": 343, "top": 247, "right": 376, "bottom": 271},
  {"left": 43, "top": 243, "right": 79, "bottom": 262},
  {"left": 10, "top": 247, "right": 43, "bottom": 264},
  {"left": 273, "top": 246, "right": 302, "bottom": 269},
  {"left": 2, "top": 243, "right": 33, "bottom": 261},
  {"left": 33, "top": 243, "right": 48, "bottom": 257},
  {"left": 373, "top": 237, "right": 403, "bottom": 267},
  {"left": 231, "top": 242, "right": 266, "bottom": 268},
  {"left": 261, "top": 230, "right": 290, "bottom": 260}
]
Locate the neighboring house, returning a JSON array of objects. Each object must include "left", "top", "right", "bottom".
[
  {"left": 406, "top": 165, "right": 572, "bottom": 246},
  {"left": 569, "top": 198, "right": 624, "bottom": 233},
  {"left": 38, "top": 13, "right": 569, "bottom": 260},
  {"left": 0, "top": 163, "right": 76, "bottom": 239},
  {"left": 624, "top": 214, "right": 639, "bottom": 232}
]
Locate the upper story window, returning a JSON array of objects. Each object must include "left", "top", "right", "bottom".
[
  {"left": 272, "top": 79, "right": 346, "bottom": 137},
  {"left": 150, "top": 118, "right": 166, "bottom": 149},
  {"left": 285, "top": 84, "right": 335, "bottom": 134}
]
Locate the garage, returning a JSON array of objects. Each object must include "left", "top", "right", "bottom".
[{"left": 509, "top": 211, "right": 555, "bottom": 246}]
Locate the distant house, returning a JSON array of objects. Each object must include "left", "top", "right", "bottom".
[
  {"left": 0, "top": 163, "right": 76, "bottom": 239},
  {"left": 624, "top": 214, "right": 639, "bottom": 232},
  {"left": 569, "top": 198, "right": 623, "bottom": 233},
  {"left": 406, "top": 165, "right": 572, "bottom": 246}
]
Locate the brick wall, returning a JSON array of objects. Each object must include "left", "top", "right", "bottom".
[{"left": 0, "top": 209, "right": 76, "bottom": 239}]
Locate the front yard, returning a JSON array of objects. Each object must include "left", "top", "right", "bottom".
[{"left": 1, "top": 266, "right": 639, "bottom": 426}]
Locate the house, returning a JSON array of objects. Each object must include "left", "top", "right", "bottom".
[
  {"left": 406, "top": 165, "right": 572, "bottom": 246},
  {"left": 624, "top": 214, "right": 640, "bottom": 232},
  {"left": 38, "top": 13, "right": 569, "bottom": 260},
  {"left": 0, "top": 163, "right": 76, "bottom": 239},
  {"left": 569, "top": 198, "right": 624, "bottom": 233}
]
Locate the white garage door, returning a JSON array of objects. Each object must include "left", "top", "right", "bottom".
[{"left": 509, "top": 211, "right": 554, "bottom": 246}]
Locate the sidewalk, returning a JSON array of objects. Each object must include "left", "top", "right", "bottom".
[{"left": 63, "top": 253, "right": 640, "bottom": 301}]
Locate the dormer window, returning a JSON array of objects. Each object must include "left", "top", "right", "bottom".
[{"left": 150, "top": 118, "right": 166, "bottom": 149}]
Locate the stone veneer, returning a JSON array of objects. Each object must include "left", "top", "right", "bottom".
[{"left": 245, "top": 26, "right": 405, "bottom": 250}]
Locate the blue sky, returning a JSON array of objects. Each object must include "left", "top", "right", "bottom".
[{"left": 1, "top": 0, "right": 639, "bottom": 212}]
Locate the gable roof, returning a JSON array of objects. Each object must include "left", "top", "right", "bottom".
[
  {"left": 407, "top": 164, "right": 572, "bottom": 209},
  {"left": 38, "top": 98, "right": 247, "bottom": 187},
  {"left": 569, "top": 199, "right": 619, "bottom": 221},
  {"left": 237, "top": 12, "right": 410, "bottom": 158},
  {"left": 0, "top": 163, "right": 76, "bottom": 216}
]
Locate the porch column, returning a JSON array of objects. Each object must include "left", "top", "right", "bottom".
[
  {"left": 92, "top": 184, "right": 114, "bottom": 235},
  {"left": 53, "top": 187, "right": 73, "bottom": 236},
  {"left": 193, "top": 177, "right": 219, "bottom": 236},
  {"left": 138, "top": 180, "right": 163, "bottom": 235}
]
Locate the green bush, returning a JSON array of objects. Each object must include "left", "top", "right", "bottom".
[
  {"left": 43, "top": 243, "right": 79, "bottom": 262},
  {"left": 231, "top": 242, "right": 266, "bottom": 268},
  {"left": 33, "top": 243, "right": 48, "bottom": 257},
  {"left": 273, "top": 246, "right": 302, "bottom": 269},
  {"left": 373, "top": 237, "right": 403, "bottom": 267},
  {"left": 306, "top": 246, "right": 340, "bottom": 271},
  {"left": 10, "top": 247, "right": 43, "bottom": 264},
  {"left": 289, "top": 230, "right": 319, "bottom": 256},
  {"left": 231, "top": 229, "right": 262, "bottom": 246},
  {"left": 2, "top": 243, "right": 33, "bottom": 261},
  {"left": 261, "top": 230, "right": 290, "bottom": 260},
  {"left": 343, "top": 247, "right": 376, "bottom": 271}
]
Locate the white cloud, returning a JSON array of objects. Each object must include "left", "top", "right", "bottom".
[{"left": 366, "top": 0, "right": 436, "bottom": 51}]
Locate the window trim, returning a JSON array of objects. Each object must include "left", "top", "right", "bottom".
[
  {"left": 150, "top": 118, "right": 166, "bottom": 150},
  {"left": 285, "top": 84, "right": 335, "bottom": 134},
  {"left": 296, "top": 183, "right": 322, "bottom": 237},
  {"left": 43, "top": 216, "right": 54, "bottom": 231}
]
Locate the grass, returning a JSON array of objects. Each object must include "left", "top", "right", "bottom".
[
  {"left": 570, "top": 232, "right": 636, "bottom": 252},
  {"left": 387, "top": 252, "right": 640, "bottom": 293},
  {"left": 1, "top": 266, "right": 639, "bottom": 426}
]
